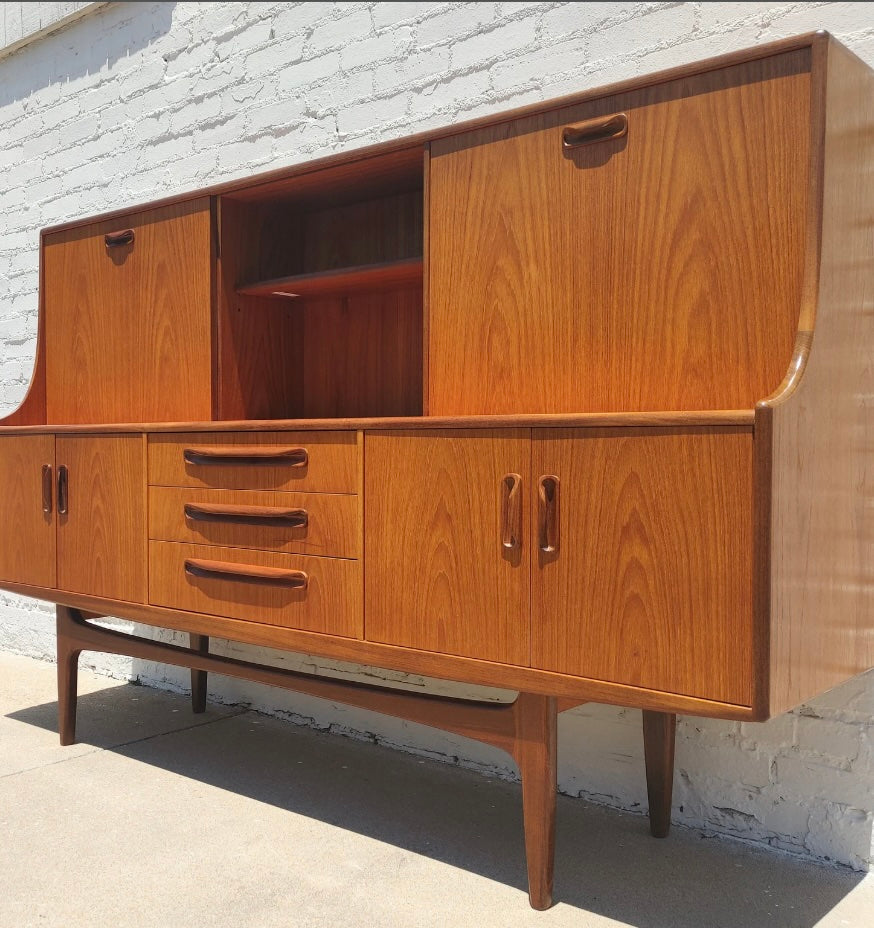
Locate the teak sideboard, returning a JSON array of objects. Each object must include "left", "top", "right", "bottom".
[{"left": 1, "top": 32, "right": 872, "bottom": 909}]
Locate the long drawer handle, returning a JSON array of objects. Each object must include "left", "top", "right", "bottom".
[
  {"left": 500, "top": 473, "right": 522, "bottom": 549},
  {"left": 537, "top": 475, "right": 560, "bottom": 553},
  {"left": 184, "top": 503, "right": 308, "bottom": 528},
  {"left": 562, "top": 113, "right": 628, "bottom": 150},
  {"left": 42, "top": 464, "right": 53, "bottom": 514},
  {"left": 104, "top": 228, "right": 135, "bottom": 248},
  {"left": 184, "top": 558, "right": 309, "bottom": 589},
  {"left": 57, "top": 465, "right": 69, "bottom": 516},
  {"left": 183, "top": 446, "right": 308, "bottom": 467}
]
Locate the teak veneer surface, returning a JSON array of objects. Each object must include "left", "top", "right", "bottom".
[
  {"left": 0, "top": 436, "right": 55, "bottom": 588},
  {"left": 56, "top": 436, "right": 147, "bottom": 604},
  {"left": 148, "top": 432, "right": 360, "bottom": 493},
  {"left": 149, "top": 541, "right": 361, "bottom": 637},
  {"left": 149, "top": 485, "right": 360, "bottom": 559},
  {"left": 43, "top": 200, "right": 213, "bottom": 425},
  {"left": 365, "top": 430, "right": 531, "bottom": 666},
  {"left": 429, "top": 51, "right": 810, "bottom": 415},
  {"left": 532, "top": 428, "right": 754, "bottom": 705}
]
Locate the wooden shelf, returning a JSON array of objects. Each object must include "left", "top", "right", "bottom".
[{"left": 237, "top": 257, "right": 423, "bottom": 300}]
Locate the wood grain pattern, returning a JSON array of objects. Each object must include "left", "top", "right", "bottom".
[
  {"left": 532, "top": 428, "right": 754, "bottom": 705},
  {"left": 44, "top": 200, "right": 213, "bottom": 424},
  {"left": 762, "top": 39, "right": 874, "bottom": 716},
  {"left": 149, "top": 431, "right": 360, "bottom": 493},
  {"left": 429, "top": 51, "right": 811, "bottom": 415},
  {"left": 149, "top": 541, "right": 361, "bottom": 637},
  {"left": 301, "top": 289, "right": 423, "bottom": 418},
  {"left": 149, "top": 485, "right": 360, "bottom": 558},
  {"left": 237, "top": 258, "right": 423, "bottom": 299},
  {"left": 365, "top": 430, "right": 530, "bottom": 665},
  {"left": 0, "top": 436, "right": 56, "bottom": 587},
  {"left": 56, "top": 435, "right": 146, "bottom": 603}
]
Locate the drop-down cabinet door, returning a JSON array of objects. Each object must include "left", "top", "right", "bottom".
[
  {"left": 365, "top": 430, "right": 530, "bottom": 665},
  {"left": 428, "top": 51, "right": 810, "bottom": 415},
  {"left": 531, "top": 428, "right": 754, "bottom": 706},
  {"left": 56, "top": 435, "right": 146, "bottom": 603},
  {"left": 43, "top": 199, "right": 213, "bottom": 424},
  {"left": 0, "top": 436, "right": 56, "bottom": 588}
]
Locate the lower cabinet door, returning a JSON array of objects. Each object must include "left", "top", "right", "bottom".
[
  {"left": 364, "top": 430, "right": 530, "bottom": 665},
  {"left": 0, "top": 435, "right": 56, "bottom": 588},
  {"left": 57, "top": 435, "right": 147, "bottom": 603},
  {"left": 532, "top": 428, "right": 754, "bottom": 705}
]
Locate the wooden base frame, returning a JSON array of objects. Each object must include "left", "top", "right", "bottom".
[{"left": 55, "top": 605, "right": 676, "bottom": 910}]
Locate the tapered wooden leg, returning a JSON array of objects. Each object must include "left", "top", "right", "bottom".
[
  {"left": 56, "top": 606, "right": 82, "bottom": 746},
  {"left": 513, "top": 693, "right": 557, "bottom": 910},
  {"left": 642, "top": 710, "right": 676, "bottom": 838},
  {"left": 190, "top": 634, "right": 209, "bottom": 713}
]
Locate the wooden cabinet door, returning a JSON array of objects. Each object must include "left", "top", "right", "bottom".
[
  {"left": 365, "top": 430, "right": 530, "bottom": 665},
  {"left": 57, "top": 436, "right": 146, "bottom": 603},
  {"left": 429, "top": 51, "right": 810, "bottom": 414},
  {"left": 44, "top": 199, "right": 213, "bottom": 424},
  {"left": 0, "top": 436, "right": 56, "bottom": 588},
  {"left": 532, "top": 428, "right": 754, "bottom": 706}
]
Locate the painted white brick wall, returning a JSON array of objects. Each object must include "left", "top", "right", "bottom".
[{"left": 1, "top": 0, "right": 872, "bottom": 872}]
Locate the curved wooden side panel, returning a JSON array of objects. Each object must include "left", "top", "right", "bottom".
[
  {"left": 759, "top": 37, "right": 874, "bottom": 716},
  {"left": 0, "top": 234, "right": 47, "bottom": 426}
]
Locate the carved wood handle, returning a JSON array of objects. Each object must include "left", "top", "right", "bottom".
[
  {"left": 42, "top": 464, "right": 53, "bottom": 514},
  {"left": 562, "top": 113, "right": 628, "bottom": 149},
  {"left": 184, "top": 503, "right": 308, "bottom": 528},
  {"left": 183, "top": 446, "right": 308, "bottom": 467},
  {"left": 104, "top": 229, "right": 135, "bottom": 247},
  {"left": 501, "top": 473, "right": 522, "bottom": 549},
  {"left": 57, "top": 465, "right": 68, "bottom": 516},
  {"left": 184, "top": 558, "right": 309, "bottom": 589},
  {"left": 537, "top": 475, "right": 559, "bottom": 553}
]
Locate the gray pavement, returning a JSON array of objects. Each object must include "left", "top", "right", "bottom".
[{"left": 0, "top": 650, "right": 871, "bottom": 928}]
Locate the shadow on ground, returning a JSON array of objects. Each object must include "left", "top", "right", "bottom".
[{"left": 7, "top": 683, "right": 865, "bottom": 928}]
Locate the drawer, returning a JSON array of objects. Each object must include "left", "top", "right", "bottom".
[
  {"left": 149, "top": 486, "right": 359, "bottom": 559},
  {"left": 149, "top": 432, "right": 359, "bottom": 493},
  {"left": 149, "top": 541, "right": 361, "bottom": 637}
]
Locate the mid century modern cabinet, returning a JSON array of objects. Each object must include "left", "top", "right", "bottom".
[{"left": 1, "top": 32, "right": 872, "bottom": 909}]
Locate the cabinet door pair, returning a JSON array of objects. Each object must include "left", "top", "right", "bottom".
[
  {"left": 365, "top": 429, "right": 754, "bottom": 706},
  {"left": 0, "top": 436, "right": 145, "bottom": 602}
]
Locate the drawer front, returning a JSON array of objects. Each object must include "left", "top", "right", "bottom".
[
  {"left": 149, "top": 486, "right": 359, "bottom": 559},
  {"left": 149, "top": 432, "right": 359, "bottom": 493},
  {"left": 149, "top": 541, "right": 361, "bottom": 637}
]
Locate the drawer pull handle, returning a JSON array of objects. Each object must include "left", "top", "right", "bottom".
[
  {"left": 184, "top": 503, "right": 308, "bottom": 528},
  {"left": 57, "top": 465, "right": 69, "bottom": 516},
  {"left": 538, "top": 475, "right": 559, "bottom": 553},
  {"left": 104, "top": 228, "right": 135, "bottom": 248},
  {"left": 562, "top": 113, "right": 628, "bottom": 150},
  {"left": 184, "top": 558, "right": 309, "bottom": 589},
  {"left": 183, "top": 446, "right": 308, "bottom": 467},
  {"left": 41, "top": 464, "right": 53, "bottom": 514},
  {"left": 501, "top": 473, "right": 522, "bottom": 549}
]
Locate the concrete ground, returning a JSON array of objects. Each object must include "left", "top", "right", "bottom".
[{"left": 0, "top": 651, "right": 871, "bottom": 928}]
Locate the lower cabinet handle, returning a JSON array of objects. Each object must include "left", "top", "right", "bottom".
[
  {"left": 183, "top": 446, "right": 308, "bottom": 467},
  {"left": 184, "top": 558, "right": 308, "bottom": 589},
  {"left": 184, "top": 503, "right": 308, "bottom": 528},
  {"left": 57, "top": 465, "right": 68, "bottom": 516},
  {"left": 538, "top": 475, "right": 560, "bottom": 553},
  {"left": 501, "top": 473, "right": 523, "bottom": 549},
  {"left": 42, "top": 464, "right": 53, "bottom": 514}
]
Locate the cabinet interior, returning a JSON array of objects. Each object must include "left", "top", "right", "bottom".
[{"left": 216, "top": 146, "right": 425, "bottom": 421}]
